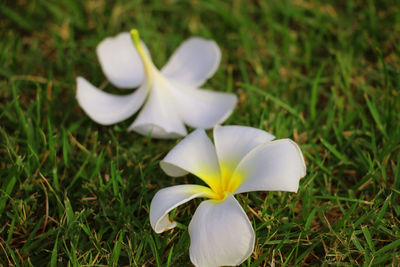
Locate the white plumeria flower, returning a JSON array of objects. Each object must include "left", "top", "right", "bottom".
[
  {"left": 150, "top": 125, "right": 306, "bottom": 267},
  {"left": 76, "top": 30, "right": 237, "bottom": 139}
]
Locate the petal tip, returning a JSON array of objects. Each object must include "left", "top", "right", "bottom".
[
  {"left": 129, "top": 122, "right": 187, "bottom": 139},
  {"left": 96, "top": 32, "right": 145, "bottom": 89}
]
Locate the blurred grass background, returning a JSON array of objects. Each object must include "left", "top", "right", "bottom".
[{"left": 1, "top": 0, "right": 400, "bottom": 265}]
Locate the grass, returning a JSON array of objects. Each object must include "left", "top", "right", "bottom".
[{"left": 1, "top": 0, "right": 400, "bottom": 266}]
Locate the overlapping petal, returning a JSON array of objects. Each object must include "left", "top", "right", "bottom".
[
  {"left": 128, "top": 78, "right": 187, "bottom": 139},
  {"left": 161, "top": 37, "right": 221, "bottom": 87},
  {"left": 96, "top": 32, "right": 150, "bottom": 89},
  {"left": 150, "top": 185, "right": 214, "bottom": 233},
  {"left": 188, "top": 194, "right": 255, "bottom": 267},
  {"left": 169, "top": 83, "right": 237, "bottom": 129},
  {"left": 160, "top": 129, "right": 221, "bottom": 189},
  {"left": 76, "top": 77, "right": 148, "bottom": 125},
  {"left": 213, "top": 125, "right": 275, "bottom": 179},
  {"left": 233, "top": 139, "right": 307, "bottom": 194}
]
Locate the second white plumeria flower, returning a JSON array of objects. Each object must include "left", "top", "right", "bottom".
[
  {"left": 76, "top": 30, "right": 237, "bottom": 139},
  {"left": 150, "top": 125, "right": 306, "bottom": 267}
]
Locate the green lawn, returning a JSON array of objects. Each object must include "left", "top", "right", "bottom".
[{"left": 1, "top": 0, "right": 400, "bottom": 266}]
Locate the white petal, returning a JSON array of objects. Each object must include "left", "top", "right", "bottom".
[
  {"left": 214, "top": 125, "right": 275, "bottom": 179},
  {"left": 161, "top": 37, "right": 221, "bottom": 87},
  {"left": 150, "top": 184, "right": 213, "bottom": 234},
  {"left": 189, "top": 194, "right": 255, "bottom": 267},
  {"left": 160, "top": 129, "right": 221, "bottom": 190},
  {"left": 76, "top": 76, "right": 148, "bottom": 125},
  {"left": 128, "top": 78, "right": 187, "bottom": 139},
  {"left": 168, "top": 82, "right": 237, "bottom": 129},
  {"left": 233, "top": 139, "right": 306, "bottom": 194},
  {"left": 97, "top": 32, "right": 150, "bottom": 89}
]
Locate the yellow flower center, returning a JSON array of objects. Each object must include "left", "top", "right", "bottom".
[{"left": 202, "top": 164, "right": 244, "bottom": 202}]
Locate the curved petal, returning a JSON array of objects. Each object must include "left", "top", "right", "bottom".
[
  {"left": 168, "top": 82, "right": 237, "bottom": 129},
  {"left": 160, "top": 129, "right": 221, "bottom": 190},
  {"left": 233, "top": 139, "right": 306, "bottom": 194},
  {"left": 214, "top": 125, "right": 275, "bottom": 180},
  {"left": 97, "top": 32, "right": 150, "bottom": 89},
  {"left": 150, "top": 184, "right": 213, "bottom": 234},
  {"left": 189, "top": 194, "right": 255, "bottom": 267},
  {"left": 161, "top": 37, "right": 221, "bottom": 87},
  {"left": 76, "top": 76, "right": 148, "bottom": 125},
  {"left": 128, "top": 78, "right": 187, "bottom": 139}
]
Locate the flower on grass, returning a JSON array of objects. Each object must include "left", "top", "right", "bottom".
[
  {"left": 150, "top": 125, "right": 306, "bottom": 266},
  {"left": 76, "top": 30, "right": 237, "bottom": 139}
]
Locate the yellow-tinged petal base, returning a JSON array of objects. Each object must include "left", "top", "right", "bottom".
[{"left": 200, "top": 163, "right": 245, "bottom": 201}]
